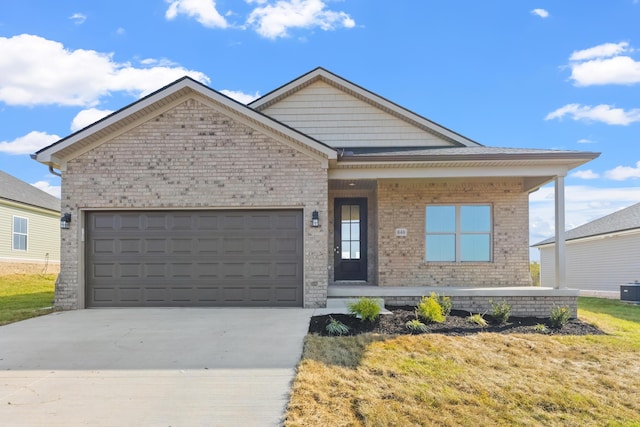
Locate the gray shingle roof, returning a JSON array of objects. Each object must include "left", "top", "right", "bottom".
[
  {"left": 533, "top": 202, "right": 640, "bottom": 247},
  {"left": 0, "top": 170, "right": 60, "bottom": 212}
]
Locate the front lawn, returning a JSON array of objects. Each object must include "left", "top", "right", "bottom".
[
  {"left": 285, "top": 297, "right": 640, "bottom": 426},
  {"left": 0, "top": 274, "right": 56, "bottom": 326}
]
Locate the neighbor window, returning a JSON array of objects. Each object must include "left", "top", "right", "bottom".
[
  {"left": 425, "top": 205, "right": 491, "bottom": 262},
  {"left": 13, "top": 216, "right": 28, "bottom": 251}
]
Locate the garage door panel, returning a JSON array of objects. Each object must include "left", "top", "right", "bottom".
[{"left": 86, "top": 210, "right": 303, "bottom": 307}]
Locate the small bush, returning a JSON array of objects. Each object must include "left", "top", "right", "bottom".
[
  {"left": 534, "top": 323, "right": 549, "bottom": 333},
  {"left": 325, "top": 316, "right": 350, "bottom": 336},
  {"left": 549, "top": 306, "right": 572, "bottom": 329},
  {"left": 348, "top": 297, "right": 381, "bottom": 322},
  {"left": 405, "top": 319, "right": 429, "bottom": 333},
  {"left": 490, "top": 300, "right": 512, "bottom": 325},
  {"left": 467, "top": 313, "right": 488, "bottom": 327},
  {"left": 438, "top": 295, "right": 453, "bottom": 317},
  {"left": 417, "top": 293, "right": 445, "bottom": 323}
]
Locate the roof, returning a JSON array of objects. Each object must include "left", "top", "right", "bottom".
[
  {"left": 34, "top": 76, "right": 337, "bottom": 169},
  {"left": 533, "top": 202, "right": 640, "bottom": 247},
  {"left": 249, "top": 67, "right": 482, "bottom": 148},
  {"left": 339, "top": 146, "right": 598, "bottom": 165},
  {"left": 0, "top": 169, "right": 60, "bottom": 212}
]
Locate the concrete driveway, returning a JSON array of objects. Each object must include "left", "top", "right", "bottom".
[{"left": 0, "top": 308, "right": 314, "bottom": 426}]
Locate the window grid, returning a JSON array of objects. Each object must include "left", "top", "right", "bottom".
[
  {"left": 13, "top": 216, "right": 28, "bottom": 251},
  {"left": 425, "top": 205, "right": 492, "bottom": 262}
]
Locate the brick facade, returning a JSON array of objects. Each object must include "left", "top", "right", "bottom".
[
  {"left": 377, "top": 178, "right": 532, "bottom": 287},
  {"left": 56, "top": 97, "right": 329, "bottom": 309}
]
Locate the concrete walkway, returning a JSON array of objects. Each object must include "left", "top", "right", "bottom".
[{"left": 0, "top": 308, "right": 314, "bottom": 426}]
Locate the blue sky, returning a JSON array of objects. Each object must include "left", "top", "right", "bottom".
[{"left": 1, "top": 1, "right": 640, "bottom": 259}]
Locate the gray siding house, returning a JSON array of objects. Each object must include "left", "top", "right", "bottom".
[
  {"left": 33, "top": 68, "right": 598, "bottom": 315},
  {"left": 0, "top": 170, "right": 60, "bottom": 274},
  {"left": 533, "top": 202, "right": 640, "bottom": 298}
]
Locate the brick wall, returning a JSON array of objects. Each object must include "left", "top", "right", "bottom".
[
  {"left": 57, "top": 97, "right": 329, "bottom": 309},
  {"left": 377, "top": 178, "right": 532, "bottom": 287},
  {"left": 383, "top": 295, "right": 578, "bottom": 318}
]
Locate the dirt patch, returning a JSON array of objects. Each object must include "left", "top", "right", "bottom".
[{"left": 308, "top": 306, "right": 605, "bottom": 336}]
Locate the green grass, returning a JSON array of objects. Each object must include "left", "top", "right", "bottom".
[
  {"left": 286, "top": 297, "right": 640, "bottom": 426},
  {"left": 0, "top": 274, "right": 56, "bottom": 326}
]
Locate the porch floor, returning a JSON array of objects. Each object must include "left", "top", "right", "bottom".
[{"left": 328, "top": 285, "right": 578, "bottom": 298}]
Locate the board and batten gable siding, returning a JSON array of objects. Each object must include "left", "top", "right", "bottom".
[
  {"left": 56, "top": 97, "right": 329, "bottom": 309},
  {"left": 259, "top": 80, "right": 454, "bottom": 148},
  {"left": 539, "top": 231, "right": 640, "bottom": 293},
  {"left": 0, "top": 201, "right": 60, "bottom": 266}
]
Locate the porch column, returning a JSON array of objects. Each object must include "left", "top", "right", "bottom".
[{"left": 554, "top": 175, "right": 567, "bottom": 289}]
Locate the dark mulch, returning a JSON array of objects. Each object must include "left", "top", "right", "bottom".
[{"left": 309, "top": 306, "right": 605, "bottom": 337}]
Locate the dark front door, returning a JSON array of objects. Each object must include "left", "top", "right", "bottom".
[{"left": 334, "top": 198, "right": 367, "bottom": 281}]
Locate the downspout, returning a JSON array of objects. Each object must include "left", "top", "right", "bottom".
[{"left": 48, "top": 165, "right": 62, "bottom": 177}]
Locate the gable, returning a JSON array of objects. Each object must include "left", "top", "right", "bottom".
[{"left": 258, "top": 80, "right": 457, "bottom": 149}]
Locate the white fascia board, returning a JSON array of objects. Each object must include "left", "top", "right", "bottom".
[
  {"left": 535, "top": 227, "right": 640, "bottom": 248},
  {"left": 328, "top": 164, "right": 569, "bottom": 180}
]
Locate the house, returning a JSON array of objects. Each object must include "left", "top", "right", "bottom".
[
  {"left": 533, "top": 202, "right": 640, "bottom": 298},
  {"left": 0, "top": 170, "right": 61, "bottom": 274},
  {"left": 33, "top": 67, "right": 598, "bottom": 315}
]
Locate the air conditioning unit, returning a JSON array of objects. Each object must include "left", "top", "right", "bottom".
[{"left": 620, "top": 282, "right": 640, "bottom": 303}]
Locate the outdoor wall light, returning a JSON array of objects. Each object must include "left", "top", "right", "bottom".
[
  {"left": 60, "top": 213, "right": 71, "bottom": 229},
  {"left": 311, "top": 210, "right": 320, "bottom": 227}
]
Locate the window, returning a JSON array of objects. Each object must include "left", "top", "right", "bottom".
[
  {"left": 425, "top": 205, "right": 491, "bottom": 262},
  {"left": 13, "top": 216, "right": 28, "bottom": 251}
]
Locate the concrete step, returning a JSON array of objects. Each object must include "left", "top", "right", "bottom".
[{"left": 313, "top": 297, "right": 392, "bottom": 316}]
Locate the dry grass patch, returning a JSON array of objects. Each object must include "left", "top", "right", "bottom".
[{"left": 285, "top": 298, "right": 640, "bottom": 426}]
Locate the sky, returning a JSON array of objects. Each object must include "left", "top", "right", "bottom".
[{"left": 1, "top": 0, "right": 640, "bottom": 260}]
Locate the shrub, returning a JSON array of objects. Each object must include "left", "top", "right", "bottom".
[
  {"left": 467, "top": 313, "right": 488, "bottom": 327},
  {"left": 405, "top": 318, "right": 428, "bottom": 333},
  {"left": 438, "top": 295, "right": 453, "bottom": 317},
  {"left": 490, "top": 300, "right": 512, "bottom": 325},
  {"left": 325, "top": 316, "right": 350, "bottom": 336},
  {"left": 534, "top": 323, "right": 549, "bottom": 333},
  {"left": 348, "top": 297, "right": 381, "bottom": 322},
  {"left": 549, "top": 306, "right": 572, "bottom": 329},
  {"left": 417, "top": 293, "right": 445, "bottom": 323}
]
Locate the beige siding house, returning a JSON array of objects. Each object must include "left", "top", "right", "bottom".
[
  {"left": 0, "top": 170, "right": 61, "bottom": 274},
  {"left": 534, "top": 202, "right": 640, "bottom": 298},
  {"left": 34, "top": 68, "right": 598, "bottom": 315}
]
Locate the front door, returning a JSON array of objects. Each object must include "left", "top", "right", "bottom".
[{"left": 334, "top": 198, "right": 367, "bottom": 281}]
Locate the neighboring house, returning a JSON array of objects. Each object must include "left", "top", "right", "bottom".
[
  {"left": 33, "top": 68, "right": 598, "bottom": 315},
  {"left": 533, "top": 202, "right": 640, "bottom": 298},
  {"left": 0, "top": 170, "right": 61, "bottom": 274}
]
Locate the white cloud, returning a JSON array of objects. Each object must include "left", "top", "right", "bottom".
[
  {"left": 0, "top": 131, "right": 60, "bottom": 155},
  {"left": 71, "top": 108, "right": 114, "bottom": 132},
  {"left": 116, "top": 27, "right": 126, "bottom": 35},
  {"left": 531, "top": 9, "right": 549, "bottom": 18},
  {"left": 165, "top": 0, "right": 228, "bottom": 28},
  {"left": 577, "top": 138, "right": 596, "bottom": 144},
  {"left": 69, "top": 13, "right": 87, "bottom": 25},
  {"left": 570, "top": 169, "right": 600, "bottom": 179},
  {"left": 220, "top": 89, "right": 260, "bottom": 104},
  {"left": 247, "top": 0, "right": 355, "bottom": 39},
  {"left": 605, "top": 161, "right": 640, "bottom": 180},
  {"left": 569, "top": 42, "right": 629, "bottom": 61},
  {"left": 567, "top": 42, "right": 640, "bottom": 86},
  {"left": 545, "top": 103, "right": 640, "bottom": 125},
  {"left": 0, "top": 34, "right": 210, "bottom": 107},
  {"left": 31, "top": 181, "right": 61, "bottom": 198}
]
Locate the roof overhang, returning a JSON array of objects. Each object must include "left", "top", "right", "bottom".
[
  {"left": 329, "top": 151, "right": 599, "bottom": 192},
  {"left": 34, "top": 77, "right": 337, "bottom": 170}
]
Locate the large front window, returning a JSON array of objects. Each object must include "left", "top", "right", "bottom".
[
  {"left": 425, "top": 205, "right": 491, "bottom": 262},
  {"left": 13, "top": 216, "right": 28, "bottom": 251}
]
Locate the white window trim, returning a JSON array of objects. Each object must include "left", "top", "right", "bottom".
[
  {"left": 425, "top": 204, "right": 493, "bottom": 262},
  {"left": 12, "top": 216, "right": 28, "bottom": 251}
]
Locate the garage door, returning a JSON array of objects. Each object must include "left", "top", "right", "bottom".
[{"left": 85, "top": 210, "right": 303, "bottom": 307}]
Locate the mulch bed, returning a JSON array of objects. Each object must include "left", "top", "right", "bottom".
[{"left": 308, "top": 306, "right": 605, "bottom": 337}]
